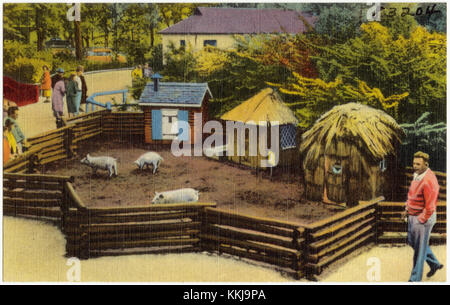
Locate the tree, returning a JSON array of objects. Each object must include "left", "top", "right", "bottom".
[
  {"left": 309, "top": 22, "right": 446, "bottom": 123},
  {"left": 268, "top": 72, "right": 409, "bottom": 127},
  {"left": 415, "top": 3, "right": 446, "bottom": 33},
  {"left": 301, "top": 3, "right": 369, "bottom": 42}
]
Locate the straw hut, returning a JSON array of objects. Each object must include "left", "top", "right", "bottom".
[
  {"left": 300, "top": 103, "right": 404, "bottom": 206},
  {"left": 220, "top": 88, "right": 299, "bottom": 169}
]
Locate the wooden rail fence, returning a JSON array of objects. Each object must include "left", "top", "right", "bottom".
[
  {"left": 2, "top": 112, "right": 447, "bottom": 279},
  {"left": 302, "top": 197, "right": 383, "bottom": 276},
  {"left": 199, "top": 207, "right": 305, "bottom": 278},
  {"left": 3, "top": 172, "right": 73, "bottom": 222},
  {"left": 377, "top": 201, "right": 446, "bottom": 245}
]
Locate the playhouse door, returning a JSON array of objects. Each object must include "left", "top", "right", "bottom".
[{"left": 324, "top": 156, "right": 347, "bottom": 203}]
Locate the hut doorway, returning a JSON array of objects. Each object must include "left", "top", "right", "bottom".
[{"left": 322, "top": 155, "right": 347, "bottom": 206}]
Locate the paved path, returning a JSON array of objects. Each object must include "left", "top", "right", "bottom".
[{"left": 16, "top": 68, "right": 132, "bottom": 138}]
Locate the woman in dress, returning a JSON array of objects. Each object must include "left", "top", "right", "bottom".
[
  {"left": 51, "top": 68, "right": 66, "bottom": 120},
  {"left": 40, "top": 65, "right": 52, "bottom": 103},
  {"left": 66, "top": 73, "right": 78, "bottom": 118}
]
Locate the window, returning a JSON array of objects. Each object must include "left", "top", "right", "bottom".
[
  {"left": 332, "top": 163, "right": 343, "bottom": 175},
  {"left": 203, "top": 40, "right": 217, "bottom": 47},
  {"left": 380, "top": 159, "right": 387, "bottom": 172},
  {"left": 180, "top": 40, "right": 186, "bottom": 47},
  {"left": 280, "top": 124, "right": 297, "bottom": 150},
  {"left": 161, "top": 109, "right": 179, "bottom": 140}
]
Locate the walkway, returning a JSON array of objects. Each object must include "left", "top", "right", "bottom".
[{"left": 16, "top": 68, "right": 132, "bottom": 138}]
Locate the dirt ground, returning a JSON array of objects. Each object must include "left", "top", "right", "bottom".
[{"left": 42, "top": 139, "right": 338, "bottom": 225}]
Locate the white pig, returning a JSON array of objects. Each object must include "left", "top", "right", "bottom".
[
  {"left": 81, "top": 154, "right": 118, "bottom": 177},
  {"left": 152, "top": 188, "right": 199, "bottom": 204},
  {"left": 134, "top": 152, "right": 163, "bottom": 174}
]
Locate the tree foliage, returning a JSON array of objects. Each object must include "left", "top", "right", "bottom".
[
  {"left": 310, "top": 22, "right": 446, "bottom": 123},
  {"left": 400, "top": 112, "right": 446, "bottom": 171},
  {"left": 269, "top": 72, "right": 409, "bottom": 127}
]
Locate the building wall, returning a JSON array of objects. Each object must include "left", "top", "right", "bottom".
[
  {"left": 161, "top": 34, "right": 237, "bottom": 64},
  {"left": 142, "top": 96, "right": 209, "bottom": 144}
]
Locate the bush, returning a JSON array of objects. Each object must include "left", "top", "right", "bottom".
[{"left": 4, "top": 56, "right": 50, "bottom": 84}]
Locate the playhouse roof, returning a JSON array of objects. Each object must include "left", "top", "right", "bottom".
[
  {"left": 300, "top": 103, "right": 404, "bottom": 167},
  {"left": 159, "top": 7, "right": 316, "bottom": 35},
  {"left": 139, "top": 82, "right": 212, "bottom": 107},
  {"left": 220, "top": 88, "right": 299, "bottom": 126}
]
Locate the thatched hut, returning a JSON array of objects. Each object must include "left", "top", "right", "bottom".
[
  {"left": 301, "top": 103, "right": 404, "bottom": 206},
  {"left": 221, "top": 88, "right": 300, "bottom": 169}
]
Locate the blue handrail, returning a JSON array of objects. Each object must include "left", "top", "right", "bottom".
[{"left": 86, "top": 89, "right": 128, "bottom": 113}]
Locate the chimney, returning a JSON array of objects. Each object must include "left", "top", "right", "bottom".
[{"left": 151, "top": 73, "right": 162, "bottom": 92}]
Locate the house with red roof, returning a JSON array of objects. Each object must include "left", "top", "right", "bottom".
[{"left": 159, "top": 6, "right": 316, "bottom": 63}]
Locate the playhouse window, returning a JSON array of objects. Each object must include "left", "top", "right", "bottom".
[
  {"left": 380, "top": 159, "right": 387, "bottom": 172},
  {"left": 332, "top": 164, "right": 342, "bottom": 175},
  {"left": 280, "top": 124, "right": 297, "bottom": 150},
  {"left": 161, "top": 109, "right": 179, "bottom": 140}
]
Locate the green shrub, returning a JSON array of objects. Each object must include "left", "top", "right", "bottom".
[{"left": 4, "top": 56, "right": 49, "bottom": 84}]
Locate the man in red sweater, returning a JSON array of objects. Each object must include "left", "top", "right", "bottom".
[{"left": 403, "top": 151, "right": 443, "bottom": 281}]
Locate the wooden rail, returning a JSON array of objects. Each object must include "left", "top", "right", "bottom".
[
  {"left": 64, "top": 200, "right": 215, "bottom": 259},
  {"left": 198, "top": 207, "right": 305, "bottom": 279},
  {"left": 302, "top": 196, "right": 384, "bottom": 276},
  {"left": 377, "top": 201, "right": 446, "bottom": 245},
  {"left": 3, "top": 173, "right": 73, "bottom": 222}
]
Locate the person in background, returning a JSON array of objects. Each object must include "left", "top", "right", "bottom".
[
  {"left": 77, "top": 66, "right": 88, "bottom": 112},
  {"left": 4, "top": 118, "right": 17, "bottom": 160},
  {"left": 143, "top": 63, "right": 153, "bottom": 79},
  {"left": 73, "top": 70, "right": 82, "bottom": 116},
  {"left": 131, "top": 65, "right": 143, "bottom": 86},
  {"left": 40, "top": 65, "right": 52, "bottom": 103},
  {"left": 402, "top": 151, "right": 443, "bottom": 281},
  {"left": 66, "top": 73, "right": 79, "bottom": 118},
  {"left": 51, "top": 68, "right": 66, "bottom": 125},
  {"left": 4, "top": 107, "right": 25, "bottom": 154},
  {"left": 3, "top": 124, "right": 12, "bottom": 164},
  {"left": 3, "top": 99, "right": 17, "bottom": 119}
]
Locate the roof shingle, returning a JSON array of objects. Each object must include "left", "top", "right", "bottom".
[
  {"left": 139, "top": 82, "right": 211, "bottom": 107},
  {"left": 159, "top": 7, "right": 316, "bottom": 35}
]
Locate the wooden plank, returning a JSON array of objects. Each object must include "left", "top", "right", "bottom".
[
  {"left": 64, "top": 182, "right": 87, "bottom": 210},
  {"left": 310, "top": 209, "right": 375, "bottom": 239},
  {"left": 68, "top": 229, "right": 200, "bottom": 242},
  {"left": 304, "top": 197, "right": 383, "bottom": 231},
  {"left": 200, "top": 233, "right": 299, "bottom": 258},
  {"left": 39, "top": 153, "right": 67, "bottom": 165},
  {"left": 79, "top": 238, "right": 200, "bottom": 251},
  {"left": 72, "top": 130, "right": 102, "bottom": 144},
  {"left": 202, "top": 242, "right": 297, "bottom": 270},
  {"left": 3, "top": 180, "right": 63, "bottom": 191},
  {"left": 309, "top": 217, "right": 375, "bottom": 251},
  {"left": 202, "top": 213, "right": 294, "bottom": 238},
  {"left": 203, "top": 224, "right": 298, "bottom": 250},
  {"left": 88, "top": 246, "right": 200, "bottom": 258},
  {"left": 306, "top": 233, "right": 375, "bottom": 274},
  {"left": 87, "top": 202, "right": 216, "bottom": 215},
  {"left": 308, "top": 224, "right": 375, "bottom": 263},
  {"left": 4, "top": 190, "right": 62, "bottom": 200},
  {"left": 66, "top": 211, "right": 198, "bottom": 224},
  {"left": 204, "top": 207, "right": 301, "bottom": 230},
  {"left": 3, "top": 205, "right": 61, "bottom": 218},
  {"left": 27, "top": 127, "right": 70, "bottom": 144},
  {"left": 3, "top": 173, "right": 73, "bottom": 183},
  {"left": 377, "top": 233, "right": 446, "bottom": 245},
  {"left": 3, "top": 161, "right": 29, "bottom": 173},
  {"left": 65, "top": 221, "right": 201, "bottom": 234},
  {"left": 3, "top": 198, "right": 61, "bottom": 208}
]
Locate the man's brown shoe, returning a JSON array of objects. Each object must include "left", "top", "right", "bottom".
[{"left": 427, "top": 264, "right": 443, "bottom": 278}]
